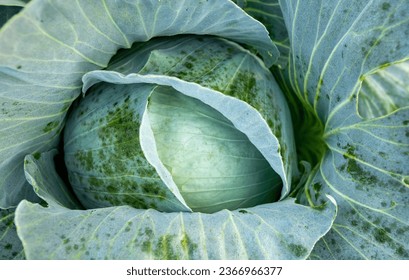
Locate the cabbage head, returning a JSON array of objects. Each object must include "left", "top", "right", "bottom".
[{"left": 0, "top": 0, "right": 408, "bottom": 260}]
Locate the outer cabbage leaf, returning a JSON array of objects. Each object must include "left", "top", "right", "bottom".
[
  {"left": 0, "top": 0, "right": 28, "bottom": 6},
  {"left": 0, "top": 0, "right": 276, "bottom": 208},
  {"left": 0, "top": 208, "right": 24, "bottom": 259},
  {"left": 16, "top": 199, "right": 336, "bottom": 260},
  {"left": 279, "top": 0, "right": 409, "bottom": 259},
  {"left": 280, "top": 0, "right": 408, "bottom": 120},
  {"left": 16, "top": 152, "right": 336, "bottom": 259},
  {"left": 232, "top": 0, "right": 290, "bottom": 68}
]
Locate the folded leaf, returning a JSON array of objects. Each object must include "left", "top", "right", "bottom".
[
  {"left": 358, "top": 61, "right": 409, "bottom": 119},
  {"left": 24, "top": 150, "right": 83, "bottom": 209}
]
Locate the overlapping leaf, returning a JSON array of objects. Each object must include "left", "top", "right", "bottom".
[
  {"left": 232, "top": 0, "right": 290, "bottom": 67},
  {"left": 279, "top": 0, "right": 409, "bottom": 259}
]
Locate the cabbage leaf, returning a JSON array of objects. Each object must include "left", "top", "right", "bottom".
[{"left": 279, "top": 0, "right": 409, "bottom": 259}]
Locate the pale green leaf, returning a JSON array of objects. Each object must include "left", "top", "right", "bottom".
[
  {"left": 15, "top": 199, "right": 336, "bottom": 259},
  {"left": 280, "top": 0, "right": 408, "bottom": 119},
  {"left": 148, "top": 86, "right": 282, "bottom": 213},
  {"left": 308, "top": 107, "right": 409, "bottom": 259},
  {"left": 0, "top": 0, "right": 27, "bottom": 7},
  {"left": 279, "top": 0, "right": 409, "bottom": 259}
]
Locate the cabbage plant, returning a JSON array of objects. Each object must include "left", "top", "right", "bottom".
[{"left": 0, "top": 0, "right": 407, "bottom": 260}]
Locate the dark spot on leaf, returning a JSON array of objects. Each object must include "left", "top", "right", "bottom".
[
  {"left": 396, "top": 246, "right": 409, "bottom": 258},
  {"left": 382, "top": 2, "right": 391, "bottom": 10},
  {"left": 43, "top": 121, "right": 59, "bottom": 133},
  {"left": 373, "top": 228, "right": 391, "bottom": 244},
  {"left": 288, "top": 243, "right": 308, "bottom": 258},
  {"left": 362, "top": 222, "right": 371, "bottom": 232}
]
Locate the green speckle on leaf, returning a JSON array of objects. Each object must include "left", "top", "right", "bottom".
[
  {"left": 43, "top": 121, "right": 58, "bottom": 133},
  {"left": 154, "top": 234, "right": 178, "bottom": 260},
  {"left": 342, "top": 146, "right": 379, "bottom": 185},
  {"left": 362, "top": 222, "right": 371, "bottom": 232},
  {"left": 33, "top": 152, "right": 41, "bottom": 160},
  {"left": 396, "top": 246, "right": 409, "bottom": 258},
  {"left": 373, "top": 228, "right": 391, "bottom": 244},
  {"left": 382, "top": 2, "right": 391, "bottom": 10},
  {"left": 288, "top": 243, "right": 308, "bottom": 258},
  {"left": 180, "top": 233, "right": 197, "bottom": 259},
  {"left": 144, "top": 228, "right": 153, "bottom": 236},
  {"left": 141, "top": 240, "right": 152, "bottom": 253},
  {"left": 75, "top": 150, "right": 94, "bottom": 172}
]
